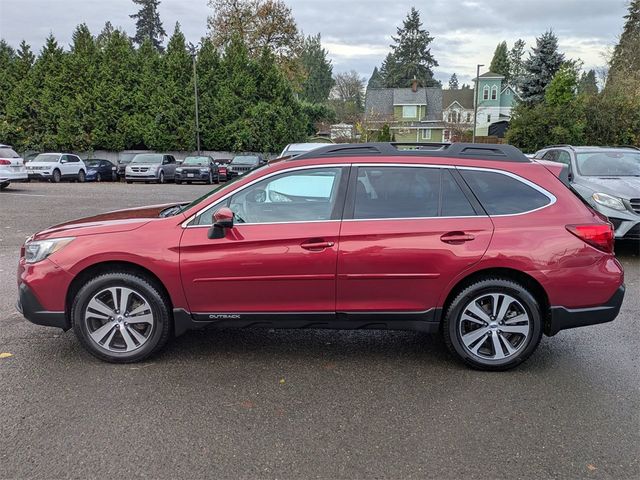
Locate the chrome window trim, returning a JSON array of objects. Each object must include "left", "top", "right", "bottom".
[
  {"left": 181, "top": 163, "right": 350, "bottom": 228},
  {"left": 181, "top": 162, "right": 557, "bottom": 227}
]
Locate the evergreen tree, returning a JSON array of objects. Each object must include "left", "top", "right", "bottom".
[
  {"left": 93, "top": 23, "right": 140, "bottom": 150},
  {"left": 379, "top": 53, "right": 396, "bottom": 86},
  {"left": 508, "top": 39, "right": 526, "bottom": 88},
  {"left": 383, "top": 7, "right": 439, "bottom": 88},
  {"left": 57, "top": 24, "right": 99, "bottom": 150},
  {"left": 578, "top": 70, "right": 598, "bottom": 96},
  {"left": 134, "top": 39, "right": 162, "bottom": 148},
  {"left": 367, "top": 67, "right": 384, "bottom": 89},
  {"left": 196, "top": 39, "right": 224, "bottom": 150},
  {"left": 448, "top": 73, "right": 459, "bottom": 90},
  {"left": 609, "top": 0, "right": 640, "bottom": 84},
  {"left": 0, "top": 40, "right": 16, "bottom": 116},
  {"left": 545, "top": 65, "right": 579, "bottom": 107},
  {"left": 130, "top": 0, "right": 167, "bottom": 51},
  {"left": 520, "top": 31, "right": 565, "bottom": 104},
  {"left": 299, "top": 34, "right": 334, "bottom": 103},
  {"left": 489, "top": 41, "right": 510, "bottom": 80},
  {"left": 145, "top": 23, "right": 194, "bottom": 150}
]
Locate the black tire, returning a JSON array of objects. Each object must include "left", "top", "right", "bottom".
[
  {"left": 158, "top": 171, "right": 165, "bottom": 184},
  {"left": 0, "top": 182, "right": 9, "bottom": 190},
  {"left": 96, "top": 173, "right": 102, "bottom": 182},
  {"left": 175, "top": 180, "right": 182, "bottom": 185},
  {"left": 78, "top": 170, "right": 86, "bottom": 183},
  {"left": 126, "top": 180, "right": 133, "bottom": 184},
  {"left": 443, "top": 278, "right": 543, "bottom": 371},
  {"left": 52, "top": 169, "right": 61, "bottom": 183},
  {"left": 71, "top": 272, "right": 172, "bottom": 363}
]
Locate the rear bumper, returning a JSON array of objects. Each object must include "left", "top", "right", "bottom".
[
  {"left": 0, "top": 170, "right": 28, "bottom": 181},
  {"left": 547, "top": 285, "right": 625, "bottom": 336},
  {"left": 16, "top": 283, "right": 69, "bottom": 330}
]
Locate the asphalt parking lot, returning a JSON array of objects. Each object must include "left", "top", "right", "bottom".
[{"left": 1, "top": 181, "right": 639, "bottom": 479}]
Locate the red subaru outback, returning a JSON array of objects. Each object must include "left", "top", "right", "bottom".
[{"left": 16, "top": 143, "right": 625, "bottom": 370}]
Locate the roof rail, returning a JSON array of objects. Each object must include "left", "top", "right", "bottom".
[
  {"left": 542, "top": 144, "right": 575, "bottom": 150},
  {"left": 612, "top": 145, "right": 640, "bottom": 151},
  {"left": 291, "top": 142, "right": 531, "bottom": 163}
]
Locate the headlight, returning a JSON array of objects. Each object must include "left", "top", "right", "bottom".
[
  {"left": 176, "top": 168, "right": 183, "bottom": 172},
  {"left": 125, "top": 166, "right": 132, "bottom": 172},
  {"left": 148, "top": 165, "right": 157, "bottom": 172},
  {"left": 24, "top": 237, "right": 75, "bottom": 264},
  {"left": 592, "top": 192, "right": 626, "bottom": 211}
]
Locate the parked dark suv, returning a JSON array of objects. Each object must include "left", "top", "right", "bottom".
[
  {"left": 175, "top": 156, "right": 220, "bottom": 184},
  {"left": 17, "top": 143, "right": 624, "bottom": 370}
]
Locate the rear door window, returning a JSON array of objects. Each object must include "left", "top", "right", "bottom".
[
  {"left": 440, "top": 169, "right": 476, "bottom": 216},
  {"left": 460, "top": 169, "right": 552, "bottom": 215}
]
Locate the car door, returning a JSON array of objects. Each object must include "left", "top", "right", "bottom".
[
  {"left": 336, "top": 165, "right": 494, "bottom": 317},
  {"left": 180, "top": 165, "right": 349, "bottom": 317},
  {"left": 554, "top": 150, "right": 575, "bottom": 182},
  {"left": 163, "top": 155, "right": 176, "bottom": 179},
  {"left": 60, "top": 155, "right": 75, "bottom": 177}
]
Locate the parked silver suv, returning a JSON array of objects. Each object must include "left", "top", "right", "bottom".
[
  {"left": 534, "top": 145, "right": 640, "bottom": 240},
  {"left": 125, "top": 153, "right": 177, "bottom": 184}
]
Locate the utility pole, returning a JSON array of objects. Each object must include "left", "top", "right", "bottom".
[
  {"left": 472, "top": 64, "right": 484, "bottom": 144},
  {"left": 189, "top": 43, "right": 201, "bottom": 155}
]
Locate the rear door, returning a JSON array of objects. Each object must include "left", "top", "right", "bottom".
[
  {"left": 336, "top": 165, "right": 494, "bottom": 316},
  {"left": 164, "top": 155, "right": 177, "bottom": 179}
]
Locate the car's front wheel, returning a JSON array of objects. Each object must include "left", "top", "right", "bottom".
[
  {"left": 443, "top": 278, "right": 542, "bottom": 371},
  {"left": 158, "top": 171, "right": 165, "bottom": 184},
  {"left": 71, "top": 272, "right": 171, "bottom": 363}
]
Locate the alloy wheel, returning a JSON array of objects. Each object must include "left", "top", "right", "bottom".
[
  {"left": 458, "top": 293, "right": 531, "bottom": 361},
  {"left": 84, "top": 287, "right": 155, "bottom": 353}
]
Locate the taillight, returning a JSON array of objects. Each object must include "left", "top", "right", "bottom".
[
  {"left": 566, "top": 224, "right": 614, "bottom": 253},
  {"left": 0, "top": 159, "right": 11, "bottom": 165}
]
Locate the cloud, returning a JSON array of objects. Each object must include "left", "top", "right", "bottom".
[{"left": 0, "top": 0, "right": 628, "bottom": 82}]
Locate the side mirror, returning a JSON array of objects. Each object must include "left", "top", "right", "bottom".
[
  {"left": 208, "top": 207, "right": 234, "bottom": 239},
  {"left": 60, "top": 159, "right": 68, "bottom": 164}
]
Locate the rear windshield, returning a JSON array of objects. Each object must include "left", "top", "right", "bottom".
[
  {"left": 460, "top": 170, "right": 551, "bottom": 215},
  {"left": 132, "top": 154, "right": 163, "bottom": 164},
  {"left": 0, "top": 148, "right": 20, "bottom": 158},
  {"left": 576, "top": 151, "right": 640, "bottom": 177}
]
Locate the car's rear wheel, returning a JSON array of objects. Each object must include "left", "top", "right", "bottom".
[
  {"left": 52, "top": 169, "right": 61, "bottom": 183},
  {"left": 443, "top": 278, "right": 542, "bottom": 371},
  {"left": 71, "top": 272, "right": 171, "bottom": 363}
]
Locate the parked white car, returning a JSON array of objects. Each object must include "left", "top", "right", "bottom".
[
  {"left": 0, "top": 144, "right": 27, "bottom": 190},
  {"left": 26, "top": 153, "right": 87, "bottom": 183},
  {"left": 279, "top": 143, "right": 331, "bottom": 158}
]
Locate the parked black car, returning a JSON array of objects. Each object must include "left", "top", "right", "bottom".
[
  {"left": 227, "top": 154, "right": 267, "bottom": 178},
  {"left": 84, "top": 159, "right": 118, "bottom": 182},
  {"left": 175, "top": 156, "right": 220, "bottom": 184}
]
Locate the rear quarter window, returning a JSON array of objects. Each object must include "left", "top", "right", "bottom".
[{"left": 460, "top": 169, "right": 551, "bottom": 215}]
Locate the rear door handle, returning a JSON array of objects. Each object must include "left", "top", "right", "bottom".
[
  {"left": 440, "top": 232, "right": 475, "bottom": 244},
  {"left": 301, "top": 240, "right": 335, "bottom": 251}
]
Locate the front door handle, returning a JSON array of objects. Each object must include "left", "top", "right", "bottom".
[
  {"left": 301, "top": 240, "right": 335, "bottom": 251},
  {"left": 440, "top": 231, "right": 475, "bottom": 244}
]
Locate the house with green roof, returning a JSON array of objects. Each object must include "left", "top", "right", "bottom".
[{"left": 364, "top": 80, "right": 445, "bottom": 142}]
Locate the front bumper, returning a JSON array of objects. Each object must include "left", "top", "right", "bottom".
[
  {"left": 17, "top": 283, "right": 69, "bottom": 330},
  {"left": 547, "top": 285, "right": 625, "bottom": 336},
  {"left": 27, "top": 171, "right": 54, "bottom": 179},
  {"left": 176, "top": 171, "right": 211, "bottom": 181},
  {"left": 593, "top": 204, "right": 640, "bottom": 240},
  {"left": 125, "top": 174, "right": 158, "bottom": 182}
]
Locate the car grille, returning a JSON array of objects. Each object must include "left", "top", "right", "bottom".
[
  {"left": 182, "top": 168, "right": 203, "bottom": 174},
  {"left": 230, "top": 165, "right": 253, "bottom": 174},
  {"left": 629, "top": 198, "right": 640, "bottom": 214},
  {"left": 130, "top": 167, "right": 149, "bottom": 173}
]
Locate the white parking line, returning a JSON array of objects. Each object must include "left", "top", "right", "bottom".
[{"left": 1, "top": 192, "right": 47, "bottom": 197}]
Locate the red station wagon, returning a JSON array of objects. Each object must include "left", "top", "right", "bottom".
[{"left": 17, "top": 143, "right": 625, "bottom": 370}]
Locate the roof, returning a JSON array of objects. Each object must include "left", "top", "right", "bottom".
[
  {"left": 543, "top": 145, "right": 640, "bottom": 152},
  {"left": 365, "top": 87, "right": 443, "bottom": 121},
  {"left": 442, "top": 89, "right": 474, "bottom": 110},
  {"left": 478, "top": 71, "right": 505, "bottom": 79}
]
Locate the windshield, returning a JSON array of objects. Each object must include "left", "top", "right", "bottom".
[
  {"left": 576, "top": 151, "right": 640, "bottom": 177},
  {"left": 0, "top": 148, "right": 20, "bottom": 158},
  {"left": 32, "top": 154, "right": 60, "bottom": 163},
  {"left": 231, "top": 155, "right": 259, "bottom": 165},
  {"left": 183, "top": 156, "right": 210, "bottom": 166},
  {"left": 85, "top": 160, "right": 101, "bottom": 167},
  {"left": 164, "top": 163, "right": 269, "bottom": 218},
  {"left": 132, "top": 154, "right": 163, "bottom": 164}
]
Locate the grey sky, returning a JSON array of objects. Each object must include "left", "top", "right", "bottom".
[{"left": 0, "top": 0, "right": 629, "bottom": 85}]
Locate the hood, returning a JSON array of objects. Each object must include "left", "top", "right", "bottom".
[
  {"left": 128, "top": 162, "right": 161, "bottom": 167},
  {"left": 26, "top": 161, "right": 58, "bottom": 168},
  {"left": 33, "top": 203, "right": 181, "bottom": 240},
  {"left": 578, "top": 176, "right": 640, "bottom": 199}
]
